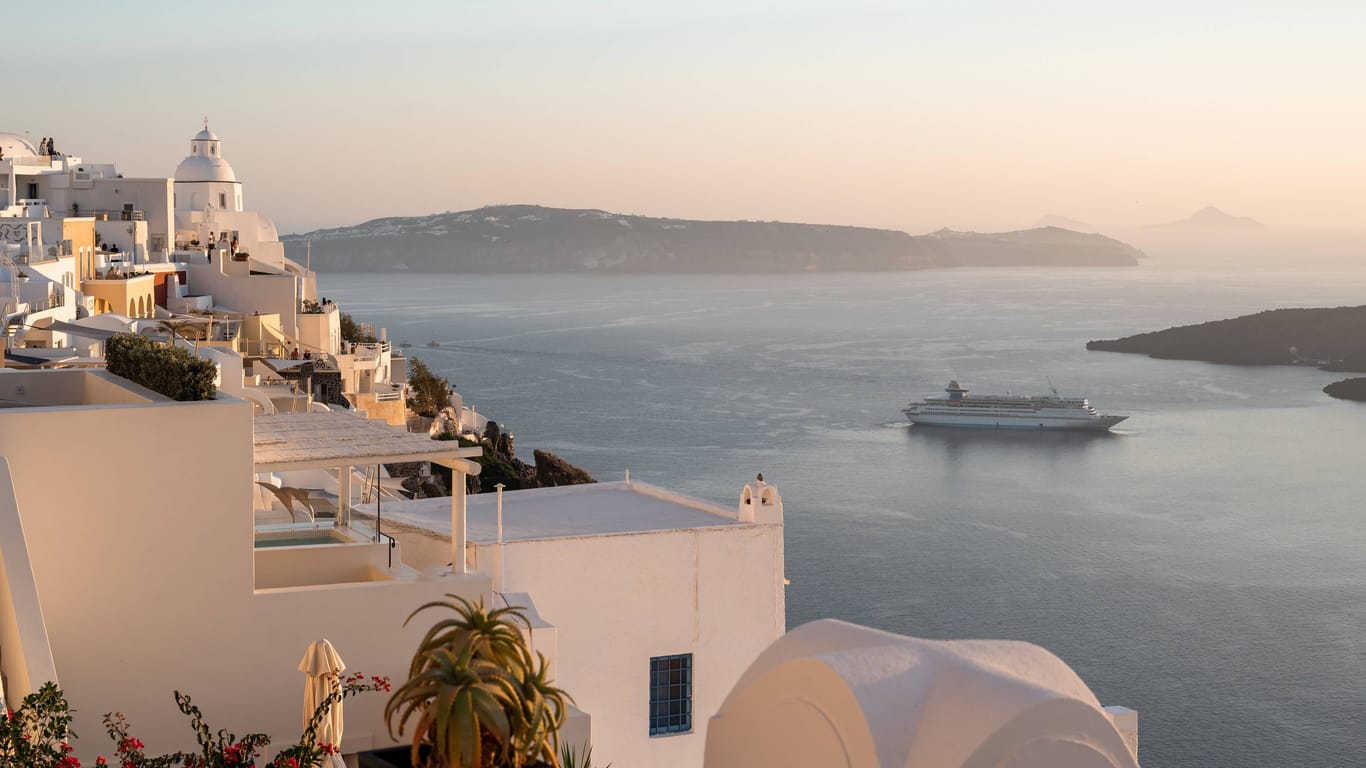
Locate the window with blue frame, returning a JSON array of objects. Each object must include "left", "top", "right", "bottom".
[{"left": 649, "top": 653, "right": 693, "bottom": 735}]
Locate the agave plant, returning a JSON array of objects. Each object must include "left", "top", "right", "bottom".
[
  {"left": 387, "top": 594, "right": 572, "bottom": 768},
  {"left": 511, "top": 652, "right": 569, "bottom": 766},
  {"left": 406, "top": 595, "right": 529, "bottom": 680},
  {"left": 559, "top": 743, "right": 610, "bottom": 768}
]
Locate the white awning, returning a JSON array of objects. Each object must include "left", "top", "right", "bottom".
[
  {"left": 253, "top": 410, "right": 482, "bottom": 472},
  {"left": 45, "top": 320, "right": 120, "bottom": 341}
]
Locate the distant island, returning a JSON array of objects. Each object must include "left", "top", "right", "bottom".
[
  {"left": 1145, "top": 206, "right": 1264, "bottom": 232},
  {"left": 284, "top": 204, "right": 1143, "bottom": 273},
  {"left": 1035, "top": 214, "right": 1097, "bottom": 233},
  {"left": 1087, "top": 306, "right": 1366, "bottom": 402}
]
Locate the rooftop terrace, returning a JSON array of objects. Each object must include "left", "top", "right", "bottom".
[
  {"left": 361, "top": 480, "right": 746, "bottom": 544},
  {"left": 0, "top": 369, "right": 164, "bottom": 408},
  {"left": 253, "top": 410, "right": 481, "bottom": 470}
]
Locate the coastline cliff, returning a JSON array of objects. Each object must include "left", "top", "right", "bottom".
[
  {"left": 284, "top": 205, "right": 1143, "bottom": 273},
  {"left": 1087, "top": 305, "right": 1366, "bottom": 402}
]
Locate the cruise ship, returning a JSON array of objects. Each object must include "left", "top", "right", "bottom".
[{"left": 903, "top": 381, "right": 1127, "bottom": 430}]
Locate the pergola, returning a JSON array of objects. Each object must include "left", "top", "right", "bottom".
[{"left": 252, "top": 410, "right": 482, "bottom": 571}]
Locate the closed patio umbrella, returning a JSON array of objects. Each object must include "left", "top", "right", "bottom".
[{"left": 299, "top": 638, "right": 347, "bottom": 767}]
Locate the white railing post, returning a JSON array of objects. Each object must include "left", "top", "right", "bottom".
[{"left": 451, "top": 469, "right": 467, "bottom": 574}]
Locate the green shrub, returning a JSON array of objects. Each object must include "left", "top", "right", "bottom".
[
  {"left": 407, "top": 357, "right": 450, "bottom": 418},
  {"left": 340, "top": 312, "right": 376, "bottom": 344},
  {"left": 106, "top": 333, "right": 217, "bottom": 401}
]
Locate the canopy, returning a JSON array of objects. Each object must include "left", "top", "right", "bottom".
[{"left": 44, "top": 320, "right": 121, "bottom": 341}]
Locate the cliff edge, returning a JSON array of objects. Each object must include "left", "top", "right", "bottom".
[{"left": 1087, "top": 305, "right": 1366, "bottom": 402}]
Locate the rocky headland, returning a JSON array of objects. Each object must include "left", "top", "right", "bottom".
[
  {"left": 1087, "top": 305, "right": 1366, "bottom": 402},
  {"left": 391, "top": 414, "right": 596, "bottom": 498},
  {"left": 283, "top": 204, "right": 1143, "bottom": 273}
]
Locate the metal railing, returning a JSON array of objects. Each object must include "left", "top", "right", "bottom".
[{"left": 76, "top": 208, "right": 145, "bottom": 222}]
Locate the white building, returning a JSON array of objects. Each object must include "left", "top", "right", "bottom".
[
  {"left": 0, "top": 125, "right": 1145, "bottom": 768},
  {"left": 0, "top": 370, "right": 520, "bottom": 763},
  {"left": 360, "top": 477, "right": 787, "bottom": 768},
  {"left": 174, "top": 124, "right": 243, "bottom": 215},
  {"left": 1, "top": 125, "right": 406, "bottom": 423}
]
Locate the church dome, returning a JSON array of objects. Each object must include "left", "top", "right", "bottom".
[
  {"left": 174, "top": 122, "right": 236, "bottom": 183},
  {"left": 175, "top": 154, "right": 237, "bottom": 183},
  {"left": 0, "top": 133, "right": 39, "bottom": 158}
]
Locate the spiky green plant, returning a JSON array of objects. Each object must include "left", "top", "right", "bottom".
[
  {"left": 386, "top": 595, "right": 572, "bottom": 768},
  {"left": 512, "top": 652, "right": 568, "bottom": 766},
  {"left": 558, "top": 743, "right": 610, "bottom": 768}
]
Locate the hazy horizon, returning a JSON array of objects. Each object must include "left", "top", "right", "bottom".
[{"left": 11, "top": 1, "right": 1366, "bottom": 235}]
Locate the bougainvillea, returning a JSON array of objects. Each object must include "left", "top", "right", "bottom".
[{"left": 0, "top": 674, "right": 389, "bottom": 768}]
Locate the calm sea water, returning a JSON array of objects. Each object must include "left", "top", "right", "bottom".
[{"left": 322, "top": 264, "right": 1366, "bottom": 768}]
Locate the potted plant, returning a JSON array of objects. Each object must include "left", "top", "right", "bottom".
[{"left": 374, "top": 595, "right": 570, "bottom": 768}]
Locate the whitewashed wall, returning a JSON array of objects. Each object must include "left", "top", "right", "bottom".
[
  {"left": 479, "top": 522, "right": 785, "bottom": 768},
  {"left": 0, "top": 380, "right": 492, "bottom": 763}
]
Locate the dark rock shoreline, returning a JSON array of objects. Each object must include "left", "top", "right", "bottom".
[
  {"left": 1322, "top": 378, "right": 1366, "bottom": 403},
  {"left": 1087, "top": 305, "right": 1366, "bottom": 402},
  {"left": 385, "top": 419, "right": 597, "bottom": 498}
]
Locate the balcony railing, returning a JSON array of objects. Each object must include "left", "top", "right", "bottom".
[
  {"left": 352, "top": 341, "right": 391, "bottom": 361},
  {"left": 75, "top": 208, "right": 145, "bottom": 222}
]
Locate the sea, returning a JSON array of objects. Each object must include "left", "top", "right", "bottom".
[{"left": 321, "top": 262, "right": 1366, "bottom": 768}]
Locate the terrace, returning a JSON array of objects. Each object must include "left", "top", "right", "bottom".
[
  {"left": 0, "top": 369, "right": 163, "bottom": 408},
  {"left": 251, "top": 410, "right": 483, "bottom": 588}
]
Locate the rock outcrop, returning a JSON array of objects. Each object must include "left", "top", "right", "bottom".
[
  {"left": 533, "top": 449, "right": 597, "bottom": 487},
  {"left": 1087, "top": 306, "right": 1366, "bottom": 370},
  {"left": 391, "top": 417, "right": 598, "bottom": 496},
  {"left": 428, "top": 406, "right": 461, "bottom": 439},
  {"left": 1089, "top": 305, "right": 1366, "bottom": 403},
  {"left": 1323, "top": 377, "right": 1366, "bottom": 403},
  {"left": 465, "top": 420, "right": 596, "bottom": 494}
]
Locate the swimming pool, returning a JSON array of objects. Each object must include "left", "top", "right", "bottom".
[{"left": 253, "top": 529, "right": 356, "bottom": 548}]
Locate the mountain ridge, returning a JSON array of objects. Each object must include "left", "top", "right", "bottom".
[
  {"left": 1148, "top": 206, "right": 1264, "bottom": 231},
  {"left": 283, "top": 204, "right": 1143, "bottom": 273}
]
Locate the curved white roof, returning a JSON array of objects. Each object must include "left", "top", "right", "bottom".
[
  {"left": 175, "top": 154, "right": 237, "bottom": 183},
  {"left": 175, "top": 124, "right": 236, "bottom": 183},
  {"left": 705, "top": 619, "right": 1139, "bottom": 768},
  {"left": 0, "top": 133, "right": 39, "bottom": 158}
]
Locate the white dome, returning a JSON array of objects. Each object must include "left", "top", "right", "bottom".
[
  {"left": 175, "top": 154, "right": 237, "bottom": 183},
  {"left": 194, "top": 127, "right": 219, "bottom": 142},
  {"left": 0, "top": 133, "right": 39, "bottom": 158},
  {"left": 706, "top": 620, "right": 1140, "bottom": 768}
]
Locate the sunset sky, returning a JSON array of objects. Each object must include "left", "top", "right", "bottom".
[{"left": 13, "top": 0, "right": 1365, "bottom": 233}]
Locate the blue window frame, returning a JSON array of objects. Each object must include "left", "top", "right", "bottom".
[{"left": 649, "top": 653, "right": 693, "bottom": 735}]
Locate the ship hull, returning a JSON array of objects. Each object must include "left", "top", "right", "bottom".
[{"left": 903, "top": 412, "right": 1126, "bottom": 431}]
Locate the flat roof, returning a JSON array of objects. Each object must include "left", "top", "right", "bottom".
[
  {"left": 362, "top": 481, "right": 744, "bottom": 543},
  {"left": 253, "top": 410, "right": 482, "bottom": 471}
]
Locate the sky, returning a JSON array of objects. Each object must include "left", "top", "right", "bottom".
[{"left": 9, "top": 1, "right": 1366, "bottom": 234}]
